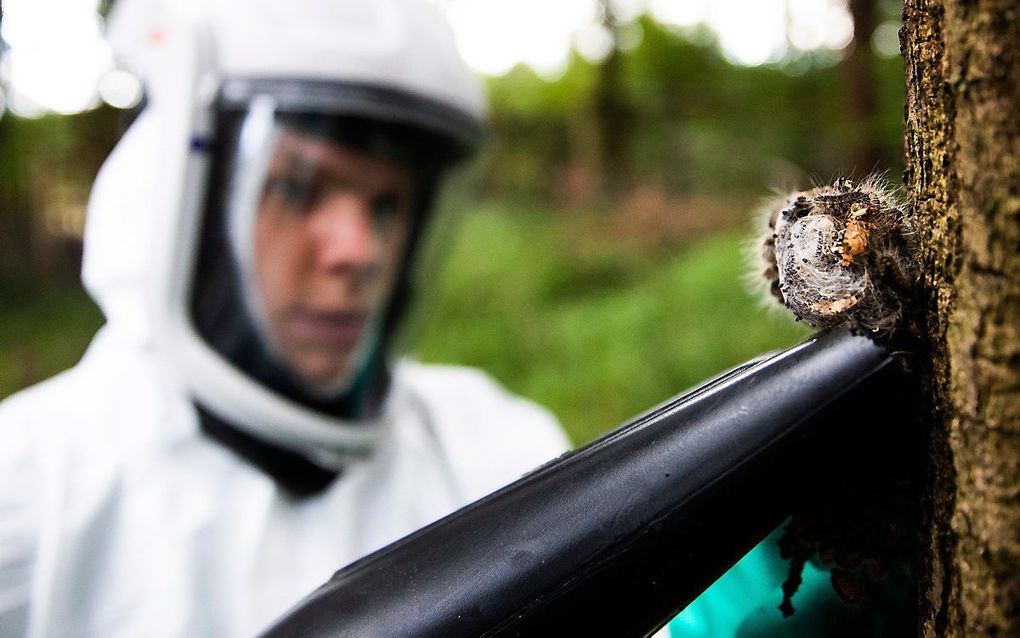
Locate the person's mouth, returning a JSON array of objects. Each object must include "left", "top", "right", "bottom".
[{"left": 283, "top": 308, "right": 369, "bottom": 348}]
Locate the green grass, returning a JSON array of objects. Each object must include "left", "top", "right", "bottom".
[{"left": 0, "top": 203, "right": 812, "bottom": 445}]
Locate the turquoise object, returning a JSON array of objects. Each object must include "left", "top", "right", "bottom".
[{"left": 666, "top": 527, "right": 832, "bottom": 637}]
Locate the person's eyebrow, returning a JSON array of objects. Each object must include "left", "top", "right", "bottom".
[{"left": 268, "top": 149, "right": 321, "bottom": 178}]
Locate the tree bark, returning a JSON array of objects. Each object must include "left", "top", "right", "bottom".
[{"left": 901, "top": 0, "right": 1020, "bottom": 635}]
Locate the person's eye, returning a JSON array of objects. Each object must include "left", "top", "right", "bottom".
[
  {"left": 371, "top": 194, "right": 403, "bottom": 227},
  {"left": 265, "top": 176, "right": 320, "bottom": 212}
]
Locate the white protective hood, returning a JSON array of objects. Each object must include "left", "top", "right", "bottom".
[{"left": 82, "top": 0, "right": 486, "bottom": 466}]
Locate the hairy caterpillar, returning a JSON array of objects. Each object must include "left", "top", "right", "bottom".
[{"left": 749, "top": 175, "right": 918, "bottom": 335}]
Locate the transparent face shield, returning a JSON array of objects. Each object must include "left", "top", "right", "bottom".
[{"left": 190, "top": 92, "right": 462, "bottom": 416}]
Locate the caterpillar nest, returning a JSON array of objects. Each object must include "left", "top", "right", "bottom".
[{"left": 751, "top": 176, "right": 918, "bottom": 336}]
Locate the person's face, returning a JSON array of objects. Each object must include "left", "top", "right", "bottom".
[{"left": 253, "top": 128, "right": 416, "bottom": 389}]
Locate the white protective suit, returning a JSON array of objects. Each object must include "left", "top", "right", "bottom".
[
  {"left": 0, "top": 349, "right": 567, "bottom": 637},
  {"left": 0, "top": 1, "right": 570, "bottom": 636}
]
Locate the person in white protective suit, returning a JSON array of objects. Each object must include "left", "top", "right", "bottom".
[{"left": 0, "top": 0, "right": 570, "bottom": 635}]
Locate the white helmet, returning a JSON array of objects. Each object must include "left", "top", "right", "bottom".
[{"left": 85, "top": 0, "right": 485, "bottom": 492}]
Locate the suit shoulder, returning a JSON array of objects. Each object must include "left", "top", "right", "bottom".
[{"left": 393, "top": 360, "right": 571, "bottom": 497}]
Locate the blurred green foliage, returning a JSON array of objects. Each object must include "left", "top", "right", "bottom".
[
  {"left": 483, "top": 13, "right": 904, "bottom": 204},
  {"left": 0, "top": 107, "right": 122, "bottom": 277},
  {"left": 412, "top": 203, "right": 810, "bottom": 444},
  {"left": 0, "top": 275, "right": 103, "bottom": 396}
]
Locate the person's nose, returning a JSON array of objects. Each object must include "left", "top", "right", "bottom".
[{"left": 308, "top": 193, "right": 382, "bottom": 273}]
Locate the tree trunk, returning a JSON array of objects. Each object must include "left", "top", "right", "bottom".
[
  {"left": 843, "top": 0, "right": 882, "bottom": 174},
  {"left": 901, "top": 0, "right": 1020, "bottom": 635},
  {"left": 593, "top": 0, "right": 633, "bottom": 201}
]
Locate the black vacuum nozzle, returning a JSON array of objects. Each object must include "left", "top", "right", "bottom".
[{"left": 262, "top": 327, "right": 916, "bottom": 637}]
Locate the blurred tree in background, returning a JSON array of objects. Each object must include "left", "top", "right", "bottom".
[
  {"left": 482, "top": 2, "right": 904, "bottom": 209},
  {"left": 0, "top": 0, "right": 907, "bottom": 443}
]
